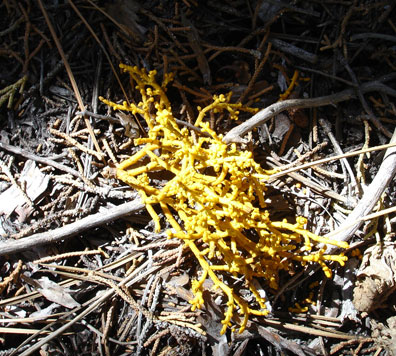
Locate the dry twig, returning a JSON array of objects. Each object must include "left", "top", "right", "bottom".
[
  {"left": 0, "top": 199, "right": 144, "bottom": 256},
  {"left": 223, "top": 81, "right": 396, "bottom": 143}
]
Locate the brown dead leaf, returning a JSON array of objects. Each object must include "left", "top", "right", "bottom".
[{"left": 353, "top": 241, "right": 396, "bottom": 312}]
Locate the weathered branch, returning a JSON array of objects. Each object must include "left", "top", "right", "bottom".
[
  {"left": 223, "top": 81, "right": 396, "bottom": 144},
  {"left": 326, "top": 128, "right": 396, "bottom": 251},
  {"left": 0, "top": 199, "right": 144, "bottom": 256}
]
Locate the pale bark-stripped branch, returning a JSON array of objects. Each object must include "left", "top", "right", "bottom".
[
  {"left": 326, "top": 128, "right": 396, "bottom": 252},
  {"left": 0, "top": 199, "right": 144, "bottom": 256},
  {"left": 223, "top": 81, "right": 396, "bottom": 144}
]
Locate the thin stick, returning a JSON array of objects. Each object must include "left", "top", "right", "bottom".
[
  {"left": 0, "top": 199, "right": 144, "bottom": 256},
  {"left": 264, "top": 141, "right": 396, "bottom": 181},
  {"left": 36, "top": 0, "right": 103, "bottom": 158},
  {"left": 326, "top": 205, "right": 396, "bottom": 239},
  {"left": 223, "top": 81, "right": 396, "bottom": 143},
  {"left": 19, "top": 262, "right": 159, "bottom": 356},
  {"left": 0, "top": 141, "right": 81, "bottom": 178}
]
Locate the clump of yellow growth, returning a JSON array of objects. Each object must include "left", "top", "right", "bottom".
[
  {"left": 288, "top": 281, "right": 318, "bottom": 313},
  {"left": 101, "top": 64, "right": 349, "bottom": 334},
  {"left": 278, "top": 70, "right": 310, "bottom": 101}
]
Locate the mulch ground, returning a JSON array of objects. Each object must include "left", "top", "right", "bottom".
[{"left": 1, "top": 1, "right": 396, "bottom": 355}]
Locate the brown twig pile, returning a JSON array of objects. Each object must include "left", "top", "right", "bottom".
[{"left": 0, "top": 0, "right": 395, "bottom": 355}]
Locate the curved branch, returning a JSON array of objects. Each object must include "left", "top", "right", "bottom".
[{"left": 223, "top": 81, "right": 396, "bottom": 144}]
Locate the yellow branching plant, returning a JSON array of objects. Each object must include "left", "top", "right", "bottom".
[{"left": 101, "top": 64, "right": 349, "bottom": 334}]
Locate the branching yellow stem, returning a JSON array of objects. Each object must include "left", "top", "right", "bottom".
[{"left": 101, "top": 64, "right": 349, "bottom": 334}]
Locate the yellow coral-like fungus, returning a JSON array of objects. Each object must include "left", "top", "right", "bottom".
[{"left": 101, "top": 64, "right": 349, "bottom": 334}]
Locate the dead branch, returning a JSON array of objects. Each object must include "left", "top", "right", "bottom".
[
  {"left": 326, "top": 128, "right": 396, "bottom": 251},
  {"left": 0, "top": 199, "right": 144, "bottom": 256},
  {"left": 223, "top": 81, "right": 396, "bottom": 144}
]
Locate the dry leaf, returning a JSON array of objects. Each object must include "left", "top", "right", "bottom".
[
  {"left": 36, "top": 277, "right": 80, "bottom": 309},
  {"left": 353, "top": 241, "right": 396, "bottom": 312},
  {"left": 0, "top": 160, "right": 49, "bottom": 220}
]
